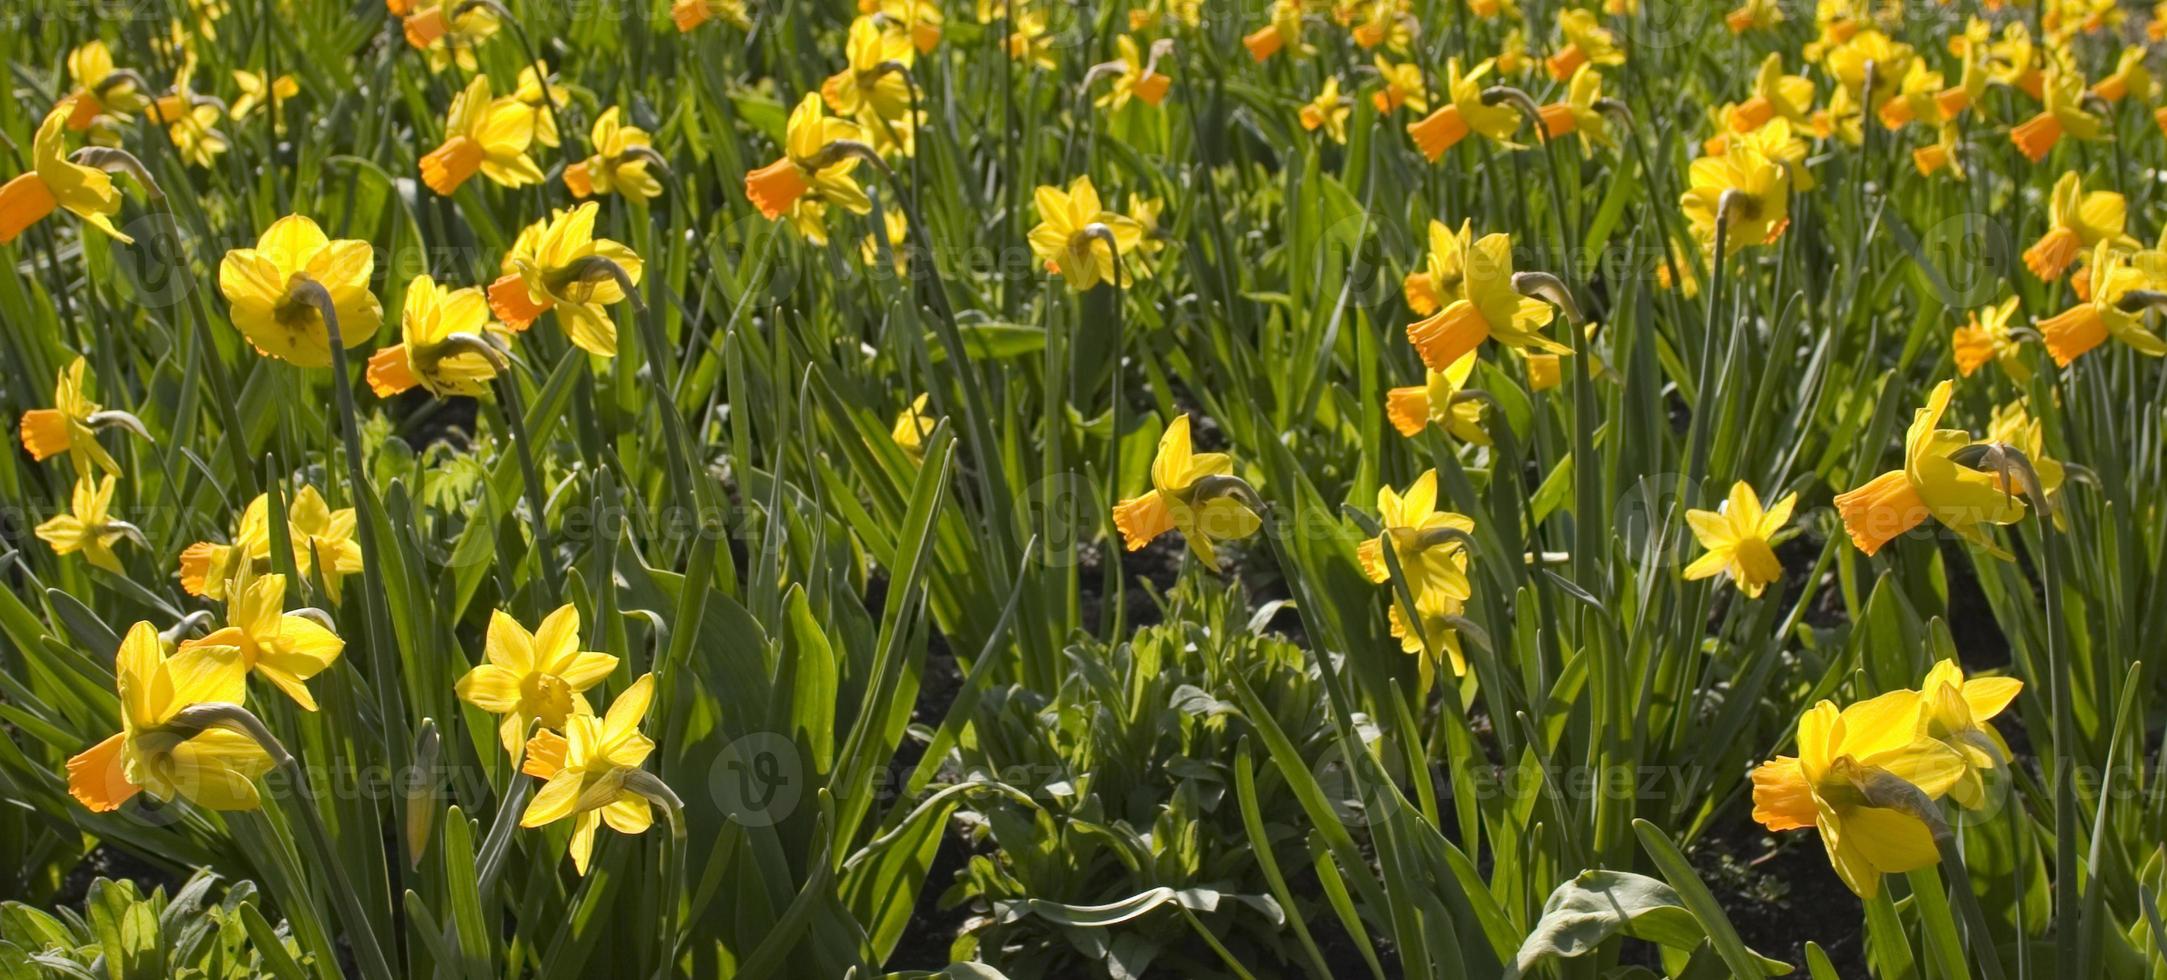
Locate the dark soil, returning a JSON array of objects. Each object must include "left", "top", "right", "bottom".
[{"left": 1689, "top": 816, "right": 1867, "bottom": 974}]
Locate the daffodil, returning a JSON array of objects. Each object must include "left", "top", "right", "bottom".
[
  {"left": 1681, "top": 140, "right": 1790, "bottom": 255},
  {"left": 61, "top": 41, "right": 150, "bottom": 131},
  {"left": 509, "top": 63, "right": 567, "bottom": 147},
  {"left": 562, "top": 108, "right": 663, "bottom": 202},
  {"left": 218, "top": 215, "right": 381, "bottom": 367},
  {"left": 1242, "top": 0, "right": 1303, "bottom": 61},
  {"left": 180, "top": 496, "right": 275, "bottom": 600},
  {"left": 1405, "top": 230, "right": 1562, "bottom": 371},
  {"left": 182, "top": 491, "right": 358, "bottom": 602},
  {"left": 671, "top": 0, "right": 750, "bottom": 31},
  {"left": 1370, "top": 57, "right": 1428, "bottom": 114},
  {"left": 402, "top": 0, "right": 499, "bottom": 71},
  {"left": 891, "top": 393, "right": 935, "bottom": 459},
  {"left": 287, "top": 485, "right": 365, "bottom": 604},
  {"left": 1357, "top": 470, "right": 1474, "bottom": 607},
  {"left": 744, "top": 94, "right": 872, "bottom": 229},
  {"left": 519, "top": 674, "right": 660, "bottom": 875},
  {"left": 188, "top": 568, "right": 345, "bottom": 711},
  {"left": 456, "top": 605, "right": 619, "bottom": 763},
  {"left": 1911, "top": 124, "right": 1965, "bottom": 181},
  {"left": 2023, "top": 173, "right": 2128, "bottom": 280},
  {"left": 2011, "top": 65, "right": 2104, "bottom": 163},
  {"left": 1833, "top": 380, "right": 2029, "bottom": 557},
  {"left": 1300, "top": 76, "right": 1352, "bottom": 143},
  {"left": 1718, "top": 55, "right": 1813, "bottom": 142},
  {"left": 367, "top": 275, "right": 509, "bottom": 401},
  {"left": 1951, "top": 297, "right": 2028, "bottom": 383},
  {"left": 864, "top": 0, "right": 944, "bottom": 51},
  {"left": 1536, "top": 64, "right": 1611, "bottom": 148},
  {"left": 1750, "top": 693, "right": 1966, "bottom": 898},
  {"left": 1406, "top": 58, "right": 1522, "bottom": 160},
  {"left": 18, "top": 356, "right": 123, "bottom": 476},
  {"left": 67, "top": 622, "right": 273, "bottom": 813},
  {"left": 488, "top": 204, "right": 644, "bottom": 357},
  {"left": 1726, "top": 0, "right": 1782, "bottom": 32},
  {"left": 1873, "top": 58, "right": 1945, "bottom": 131},
  {"left": 860, "top": 209, "right": 912, "bottom": 276},
  {"left": 230, "top": 69, "right": 298, "bottom": 133},
  {"left": 1912, "top": 660, "right": 2021, "bottom": 809},
  {"left": 1683, "top": 481, "right": 1794, "bottom": 598},
  {"left": 823, "top": 17, "right": 916, "bottom": 120},
  {"left": 2035, "top": 240, "right": 2167, "bottom": 366},
  {"left": 420, "top": 75, "right": 544, "bottom": 197},
  {"left": 0, "top": 105, "right": 133, "bottom": 246},
  {"left": 1546, "top": 8, "right": 1623, "bottom": 81},
  {"left": 1027, "top": 176, "right": 1144, "bottom": 291},
  {"left": 1112, "top": 414, "right": 1262, "bottom": 568},
  {"left": 1385, "top": 352, "right": 1489, "bottom": 445},
  {"left": 1347, "top": 0, "right": 1412, "bottom": 51},
  {"left": 147, "top": 77, "right": 230, "bottom": 169},
  {"left": 1096, "top": 35, "right": 1172, "bottom": 111},
  {"left": 1403, "top": 218, "right": 1469, "bottom": 316},
  {"left": 37, "top": 475, "right": 136, "bottom": 573},
  {"left": 1821, "top": 28, "right": 1913, "bottom": 117},
  {"left": 1495, "top": 28, "right": 1531, "bottom": 76}
]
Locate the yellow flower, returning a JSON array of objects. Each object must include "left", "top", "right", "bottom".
[
  {"left": 1385, "top": 351, "right": 1489, "bottom": 445},
  {"left": 1403, "top": 218, "right": 1469, "bottom": 316},
  {"left": 2012, "top": 65, "right": 2104, "bottom": 163},
  {"left": 2089, "top": 48, "right": 2151, "bottom": 103},
  {"left": 457, "top": 605, "right": 619, "bottom": 763},
  {"left": 1370, "top": 57, "right": 1428, "bottom": 114},
  {"left": 823, "top": 16, "right": 916, "bottom": 120},
  {"left": 859, "top": 209, "right": 912, "bottom": 276},
  {"left": 188, "top": 567, "right": 345, "bottom": 711},
  {"left": 519, "top": 674, "right": 660, "bottom": 875},
  {"left": 149, "top": 83, "right": 230, "bottom": 169},
  {"left": 1406, "top": 58, "right": 1522, "bottom": 160},
  {"left": 1982, "top": 400, "right": 2065, "bottom": 507},
  {"left": 1911, "top": 124, "right": 1965, "bottom": 181},
  {"left": 180, "top": 496, "right": 275, "bottom": 600},
  {"left": 1821, "top": 28, "right": 1913, "bottom": 114},
  {"left": 18, "top": 356, "right": 122, "bottom": 476},
  {"left": 865, "top": 0, "right": 944, "bottom": 51},
  {"left": 1682, "top": 481, "right": 1794, "bottom": 597},
  {"left": 1027, "top": 176, "right": 1145, "bottom": 291},
  {"left": 401, "top": 0, "right": 499, "bottom": 71},
  {"left": 420, "top": 75, "right": 544, "bottom": 197},
  {"left": 744, "top": 93, "right": 871, "bottom": 226},
  {"left": 1951, "top": 296, "right": 2027, "bottom": 383},
  {"left": 1536, "top": 64, "right": 1611, "bottom": 148},
  {"left": 287, "top": 485, "right": 365, "bottom": 604},
  {"left": 178, "top": 489, "right": 356, "bottom": 601},
  {"left": 37, "top": 474, "right": 135, "bottom": 573},
  {"left": 1833, "top": 380, "right": 2028, "bottom": 557},
  {"left": 367, "top": 274, "right": 508, "bottom": 400},
  {"left": 1546, "top": 8, "right": 1623, "bottom": 81},
  {"left": 564, "top": 107, "right": 663, "bottom": 202},
  {"left": 2022, "top": 172, "right": 2128, "bottom": 280},
  {"left": 1098, "top": 35, "right": 1172, "bottom": 111},
  {"left": 1356, "top": 470, "right": 1475, "bottom": 605},
  {"left": 488, "top": 204, "right": 644, "bottom": 357},
  {"left": 891, "top": 393, "right": 935, "bottom": 458},
  {"left": 1726, "top": 0, "right": 1783, "bottom": 32},
  {"left": 1496, "top": 28, "right": 1530, "bottom": 76},
  {"left": 1405, "top": 230, "right": 1562, "bottom": 371},
  {"left": 1680, "top": 140, "right": 1790, "bottom": 256},
  {"left": 218, "top": 214, "right": 381, "bottom": 367},
  {"left": 1242, "top": 0, "right": 1304, "bottom": 61},
  {"left": 1750, "top": 693, "right": 1966, "bottom": 898},
  {"left": 1913, "top": 660, "right": 2021, "bottom": 809},
  {"left": 62, "top": 41, "right": 151, "bottom": 131},
  {"left": 671, "top": 0, "right": 750, "bottom": 32},
  {"left": 1299, "top": 76, "right": 1352, "bottom": 143},
  {"left": 2035, "top": 240, "right": 2167, "bottom": 366},
  {"left": 0, "top": 105, "right": 133, "bottom": 246},
  {"left": 230, "top": 69, "right": 298, "bottom": 133},
  {"left": 509, "top": 63, "right": 567, "bottom": 148},
  {"left": 1111, "top": 414, "right": 1262, "bottom": 568},
  {"left": 66, "top": 622, "right": 273, "bottom": 813}
]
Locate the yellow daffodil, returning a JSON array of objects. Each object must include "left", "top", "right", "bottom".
[
  {"left": 1750, "top": 693, "right": 1966, "bottom": 898},
  {"left": 508, "top": 64, "right": 567, "bottom": 148},
  {"left": 218, "top": 215, "right": 381, "bottom": 367},
  {"left": 367, "top": 275, "right": 509, "bottom": 400},
  {"left": 1874, "top": 59, "right": 1945, "bottom": 131},
  {"left": 564, "top": 107, "right": 663, "bottom": 202},
  {"left": 672, "top": 0, "right": 750, "bottom": 31},
  {"left": 148, "top": 77, "right": 230, "bottom": 169},
  {"left": 177, "top": 489, "right": 356, "bottom": 602},
  {"left": 62, "top": 41, "right": 150, "bottom": 131},
  {"left": 1546, "top": 8, "right": 1623, "bottom": 81},
  {"left": 1405, "top": 230, "right": 1562, "bottom": 371},
  {"left": 2036, "top": 240, "right": 2167, "bottom": 366},
  {"left": 1537, "top": 64, "right": 1611, "bottom": 148},
  {"left": 864, "top": 0, "right": 944, "bottom": 51},
  {"left": 0, "top": 105, "right": 133, "bottom": 246},
  {"left": 823, "top": 17, "right": 915, "bottom": 120},
  {"left": 1911, "top": 124, "right": 1965, "bottom": 181},
  {"left": 1912, "top": 660, "right": 2021, "bottom": 809},
  {"left": 456, "top": 605, "right": 619, "bottom": 763},
  {"left": 1357, "top": 470, "right": 1475, "bottom": 605},
  {"left": 180, "top": 498, "right": 274, "bottom": 600},
  {"left": 1005, "top": 7, "right": 1058, "bottom": 70},
  {"left": 230, "top": 69, "right": 298, "bottom": 133},
  {"left": 1243, "top": 0, "right": 1304, "bottom": 61},
  {"left": 891, "top": 393, "right": 935, "bottom": 458},
  {"left": 1112, "top": 414, "right": 1262, "bottom": 568},
  {"left": 1300, "top": 76, "right": 1352, "bottom": 143},
  {"left": 2023, "top": 172, "right": 2128, "bottom": 280},
  {"left": 1720, "top": 55, "right": 1814, "bottom": 142},
  {"left": 2089, "top": 48, "right": 2150, "bottom": 104},
  {"left": 519, "top": 674, "right": 659, "bottom": 875},
  {"left": 1834, "top": 380, "right": 2029, "bottom": 557},
  {"left": 860, "top": 209, "right": 912, "bottom": 275},
  {"left": 67, "top": 622, "right": 273, "bottom": 813},
  {"left": 1822, "top": 29, "right": 1913, "bottom": 115},
  {"left": 489, "top": 204, "right": 644, "bottom": 357},
  {"left": 420, "top": 75, "right": 544, "bottom": 197},
  {"left": 188, "top": 568, "right": 345, "bottom": 711},
  {"left": 1681, "top": 140, "right": 1790, "bottom": 256},
  {"left": 1496, "top": 28, "right": 1531, "bottom": 76},
  {"left": 37, "top": 475, "right": 135, "bottom": 573},
  {"left": 1370, "top": 57, "right": 1428, "bottom": 114},
  {"left": 745, "top": 93, "right": 871, "bottom": 228},
  {"left": 1403, "top": 218, "right": 1469, "bottom": 316},
  {"left": 1027, "top": 176, "right": 1144, "bottom": 291},
  {"left": 1386, "top": 353, "right": 1489, "bottom": 445},
  {"left": 1951, "top": 297, "right": 2028, "bottom": 383},
  {"left": 1726, "top": 0, "right": 1782, "bottom": 32},
  {"left": 2012, "top": 65, "right": 2103, "bottom": 163},
  {"left": 1406, "top": 59, "right": 1522, "bottom": 161},
  {"left": 1683, "top": 481, "right": 1795, "bottom": 597},
  {"left": 18, "top": 356, "right": 123, "bottom": 476},
  {"left": 1348, "top": 0, "right": 1412, "bottom": 51},
  {"left": 1097, "top": 35, "right": 1172, "bottom": 111},
  {"left": 402, "top": 0, "right": 499, "bottom": 71}
]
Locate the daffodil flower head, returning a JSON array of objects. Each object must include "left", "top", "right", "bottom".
[
  {"left": 1681, "top": 141, "right": 1791, "bottom": 256},
  {"left": 519, "top": 674, "right": 660, "bottom": 875},
  {"left": 1546, "top": 8, "right": 1623, "bottom": 81},
  {"left": 457, "top": 605, "right": 619, "bottom": 763},
  {"left": 1241, "top": 0, "right": 1304, "bottom": 61},
  {"left": 1726, "top": 0, "right": 1783, "bottom": 32},
  {"left": 2090, "top": 47, "right": 2152, "bottom": 103},
  {"left": 0, "top": 105, "right": 134, "bottom": 246},
  {"left": 420, "top": 74, "right": 545, "bottom": 197},
  {"left": 745, "top": 93, "right": 872, "bottom": 225},
  {"left": 368, "top": 274, "right": 510, "bottom": 400},
  {"left": 67, "top": 622, "right": 273, "bottom": 813},
  {"left": 1370, "top": 57, "right": 1428, "bottom": 114},
  {"left": 285, "top": 485, "right": 364, "bottom": 604},
  {"left": 890, "top": 392, "right": 935, "bottom": 458},
  {"left": 868, "top": 0, "right": 944, "bottom": 52},
  {"left": 509, "top": 63, "right": 567, "bottom": 147},
  {"left": 1822, "top": 28, "right": 1914, "bottom": 111},
  {"left": 490, "top": 203, "right": 644, "bottom": 357},
  {"left": 824, "top": 16, "right": 916, "bottom": 119},
  {"left": 18, "top": 356, "right": 122, "bottom": 476},
  {"left": 1951, "top": 296, "right": 2028, "bottom": 383},
  {"left": 1403, "top": 218, "right": 1471, "bottom": 316},
  {"left": 1914, "top": 660, "right": 2021, "bottom": 809},
  {"left": 1111, "top": 414, "right": 1262, "bottom": 569},
  {"left": 402, "top": 0, "right": 499, "bottom": 71},
  {"left": 36, "top": 474, "right": 134, "bottom": 573},
  {"left": 1357, "top": 469, "right": 1476, "bottom": 604},
  {"left": 1834, "top": 380, "right": 2029, "bottom": 557},
  {"left": 1537, "top": 64, "right": 1612, "bottom": 148},
  {"left": 217, "top": 215, "right": 382, "bottom": 368},
  {"left": 1405, "top": 58, "right": 1522, "bottom": 160},
  {"left": 1750, "top": 693, "right": 1966, "bottom": 897},
  {"left": 1095, "top": 35, "right": 1173, "bottom": 112},
  {"left": 1386, "top": 351, "right": 1489, "bottom": 444},
  {"left": 1300, "top": 75, "right": 1353, "bottom": 143},
  {"left": 2023, "top": 172, "right": 2128, "bottom": 280},
  {"left": 230, "top": 69, "right": 299, "bottom": 133},
  {"left": 2036, "top": 239, "right": 2167, "bottom": 365},
  {"left": 62, "top": 41, "right": 151, "bottom": 131},
  {"left": 189, "top": 566, "right": 346, "bottom": 711},
  {"left": 1027, "top": 175, "right": 1145, "bottom": 291},
  {"left": 565, "top": 107, "right": 664, "bottom": 202},
  {"left": 2011, "top": 65, "right": 2104, "bottom": 163},
  {"left": 180, "top": 494, "right": 276, "bottom": 600},
  {"left": 1682, "top": 481, "right": 1795, "bottom": 597},
  {"left": 672, "top": 0, "right": 751, "bottom": 32},
  {"left": 1405, "top": 231, "right": 1562, "bottom": 371}
]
